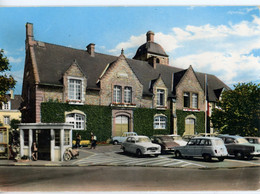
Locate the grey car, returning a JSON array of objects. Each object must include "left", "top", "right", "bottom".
[{"left": 174, "top": 137, "right": 228, "bottom": 162}]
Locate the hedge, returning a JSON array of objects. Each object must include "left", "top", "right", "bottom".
[
  {"left": 41, "top": 102, "right": 112, "bottom": 142},
  {"left": 176, "top": 110, "right": 205, "bottom": 136}
]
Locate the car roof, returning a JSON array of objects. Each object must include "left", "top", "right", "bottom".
[
  {"left": 128, "top": 135, "right": 148, "bottom": 138},
  {"left": 192, "top": 137, "right": 222, "bottom": 140},
  {"left": 218, "top": 134, "right": 244, "bottom": 139}
]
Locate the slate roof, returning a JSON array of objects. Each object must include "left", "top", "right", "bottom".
[
  {"left": 133, "top": 42, "right": 169, "bottom": 59},
  {"left": 32, "top": 41, "right": 230, "bottom": 102}
]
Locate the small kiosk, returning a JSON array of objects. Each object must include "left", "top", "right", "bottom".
[
  {"left": 18, "top": 123, "right": 73, "bottom": 162},
  {"left": 0, "top": 127, "right": 9, "bottom": 159}
]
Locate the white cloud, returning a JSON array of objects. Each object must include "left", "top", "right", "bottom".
[
  {"left": 109, "top": 15, "right": 260, "bottom": 87},
  {"left": 8, "top": 56, "right": 23, "bottom": 63}
]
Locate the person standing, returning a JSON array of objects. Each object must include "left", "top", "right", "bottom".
[
  {"left": 76, "top": 133, "right": 81, "bottom": 148},
  {"left": 90, "top": 132, "right": 97, "bottom": 149},
  {"left": 31, "top": 142, "right": 38, "bottom": 161}
]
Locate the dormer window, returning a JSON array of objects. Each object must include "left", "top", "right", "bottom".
[
  {"left": 124, "top": 87, "right": 132, "bottom": 103},
  {"left": 157, "top": 89, "right": 165, "bottom": 106},
  {"left": 2, "top": 101, "right": 10, "bottom": 110},
  {"left": 69, "top": 79, "right": 82, "bottom": 100},
  {"left": 113, "top": 85, "right": 122, "bottom": 103}
]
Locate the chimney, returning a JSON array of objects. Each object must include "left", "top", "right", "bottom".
[
  {"left": 87, "top": 43, "right": 95, "bottom": 57},
  {"left": 146, "top": 31, "right": 154, "bottom": 42},
  {"left": 148, "top": 56, "right": 157, "bottom": 69},
  {"left": 26, "top": 23, "right": 34, "bottom": 42},
  {"left": 10, "top": 90, "right": 14, "bottom": 100}
]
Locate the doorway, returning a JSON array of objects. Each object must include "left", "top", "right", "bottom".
[
  {"left": 37, "top": 130, "right": 50, "bottom": 160},
  {"left": 115, "top": 116, "right": 129, "bottom": 136},
  {"left": 185, "top": 118, "right": 195, "bottom": 135}
]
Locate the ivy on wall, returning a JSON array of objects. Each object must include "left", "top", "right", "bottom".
[
  {"left": 41, "top": 102, "right": 112, "bottom": 142},
  {"left": 176, "top": 110, "right": 205, "bottom": 136},
  {"left": 133, "top": 108, "right": 171, "bottom": 137}
]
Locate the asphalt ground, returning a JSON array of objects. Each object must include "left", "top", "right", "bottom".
[{"left": 1, "top": 144, "right": 260, "bottom": 169}]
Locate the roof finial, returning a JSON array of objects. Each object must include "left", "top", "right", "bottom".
[{"left": 121, "top": 48, "right": 124, "bottom": 55}]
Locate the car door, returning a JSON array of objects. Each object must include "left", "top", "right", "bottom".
[
  {"left": 186, "top": 139, "right": 196, "bottom": 156},
  {"left": 193, "top": 139, "right": 203, "bottom": 156},
  {"left": 124, "top": 137, "right": 132, "bottom": 152}
]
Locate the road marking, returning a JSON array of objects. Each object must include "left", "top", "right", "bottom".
[{"left": 225, "top": 159, "right": 260, "bottom": 166}]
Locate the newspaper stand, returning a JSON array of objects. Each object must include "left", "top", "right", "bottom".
[{"left": 0, "top": 127, "right": 9, "bottom": 159}]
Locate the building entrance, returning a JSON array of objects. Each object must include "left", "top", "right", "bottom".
[
  {"left": 185, "top": 118, "right": 195, "bottom": 135},
  {"left": 37, "top": 130, "right": 50, "bottom": 160},
  {"left": 115, "top": 116, "right": 129, "bottom": 136}
]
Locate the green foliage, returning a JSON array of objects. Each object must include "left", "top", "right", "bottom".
[
  {"left": 176, "top": 110, "right": 205, "bottom": 136},
  {"left": 0, "top": 49, "right": 16, "bottom": 104},
  {"left": 41, "top": 102, "right": 112, "bottom": 141},
  {"left": 10, "top": 119, "right": 21, "bottom": 130},
  {"left": 211, "top": 82, "right": 260, "bottom": 136},
  {"left": 133, "top": 107, "right": 171, "bottom": 137}
]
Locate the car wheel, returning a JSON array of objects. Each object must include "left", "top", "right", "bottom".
[
  {"left": 113, "top": 140, "right": 119, "bottom": 145},
  {"left": 136, "top": 149, "right": 143, "bottom": 157},
  {"left": 218, "top": 157, "right": 225, "bottom": 162},
  {"left": 246, "top": 155, "right": 254, "bottom": 160},
  {"left": 235, "top": 151, "right": 244, "bottom": 160},
  {"left": 203, "top": 154, "right": 212, "bottom": 162},
  {"left": 175, "top": 151, "right": 182, "bottom": 159},
  {"left": 154, "top": 154, "right": 159, "bottom": 157},
  {"left": 122, "top": 147, "right": 126, "bottom": 153}
]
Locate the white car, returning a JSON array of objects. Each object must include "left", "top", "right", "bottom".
[
  {"left": 174, "top": 137, "right": 228, "bottom": 162},
  {"left": 112, "top": 132, "right": 137, "bottom": 145},
  {"left": 121, "top": 135, "right": 161, "bottom": 157}
]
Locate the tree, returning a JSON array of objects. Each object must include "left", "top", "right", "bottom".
[
  {"left": 211, "top": 82, "right": 260, "bottom": 136},
  {"left": 0, "top": 49, "right": 16, "bottom": 104}
]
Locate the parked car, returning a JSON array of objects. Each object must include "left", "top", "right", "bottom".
[
  {"left": 121, "top": 135, "right": 161, "bottom": 157},
  {"left": 167, "top": 134, "right": 187, "bottom": 146},
  {"left": 112, "top": 132, "right": 137, "bottom": 145},
  {"left": 151, "top": 135, "right": 179, "bottom": 153},
  {"left": 218, "top": 135, "right": 260, "bottom": 160},
  {"left": 198, "top": 133, "right": 218, "bottom": 137},
  {"left": 182, "top": 135, "right": 197, "bottom": 142},
  {"left": 244, "top": 137, "right": 260, "bottom": 144},
  {"left": 174, "top": 137, "right": 228, "bottom": 162}
]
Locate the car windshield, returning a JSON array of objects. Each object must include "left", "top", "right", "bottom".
[
  {"left": 236, "top": 138, "right": 249, "bottom": 144},
  {"left": 172, "top": 136, "right": 183, "bottom": 141},
  {"left": 137, "top": 137, "right": 151, "bottom": 143}
]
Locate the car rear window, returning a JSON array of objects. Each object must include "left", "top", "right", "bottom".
[
  {"left": 214, "top": 139, "right": 224, "bottom": 146},
  {"left": 137, "top": 137, "right": 151, "bottom": 143}
]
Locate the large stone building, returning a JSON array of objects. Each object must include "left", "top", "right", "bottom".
[{"left": 21, "top": 23, "right": 229, "bottom": 142}]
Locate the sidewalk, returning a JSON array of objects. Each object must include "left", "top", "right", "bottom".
[{"left": 0, "top": 145, "right": 107, "bottom": 167}]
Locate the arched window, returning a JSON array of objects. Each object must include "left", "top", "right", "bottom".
[
  {"left": 154, "top": 115, "right": 167, "bottom": 129},
  {"left": 66, "top": 113, "right": 85, "bottom": 130}
]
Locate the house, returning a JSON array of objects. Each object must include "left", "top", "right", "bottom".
[
  {"left": 21, "top": 23, "right": 229, "bottom": 145},
  {"left": 0, "top": 90, "right": 22, "bottom": 128}
]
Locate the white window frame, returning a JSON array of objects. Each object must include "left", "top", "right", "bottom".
[
  {"left": 124, "top": 86, "right": 132, "bottom": 103},
  {"left": 154, "top": 115, "right": 167, "bottom": 129},
  {"left": 4, "top": 116, "right": 10, "bottom": 125},
  {"left": 192, "top": 93, "right": 198, "bottom": 109},
  {"left": 2, "top": 101, "right": 10, "bottom": 110},
  {"left": 66, "top": 113, "right": 85, "bottom": 130},
  {"left": 113, "top": 85, "right": 122, "bottom": 103},
  {"left": 67, "top": 76, "right": 84, "bottom": 103},
  {"left": 64, "top": 129, "right": 70, "bottom": 146},
  {"left": 157, "top": 89, "right": 165, "bottom": 106}
]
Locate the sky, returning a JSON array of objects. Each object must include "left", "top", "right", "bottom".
[{"left": 1, "top": 5, "right": 260, "bottom": 94}]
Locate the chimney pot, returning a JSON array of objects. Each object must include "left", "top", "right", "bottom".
[{"left": 87, "top": 43, "right": 95, "bottom": 57}]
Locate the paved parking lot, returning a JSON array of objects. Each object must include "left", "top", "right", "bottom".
[{"left": 72, "top": 145, "right": 260, "bottom": 169}]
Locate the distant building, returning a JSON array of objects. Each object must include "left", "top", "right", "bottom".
[
  {"left": 21, "top": 23, "right": 229, "bottom": 142},
  {"left": 0, "top": 90, "right": 22, "bottom": 128}
]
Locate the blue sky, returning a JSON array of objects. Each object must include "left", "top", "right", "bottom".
[{"left": 1, "top": 6, "right": 260, "bottom": 94}]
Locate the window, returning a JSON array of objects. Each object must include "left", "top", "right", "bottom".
[
  {"left": 68, "top": 79, "right": 82, "bottom": 101},
  {"left": 54, "top": 130, "right": 60, "bottom": 146},
  {"left": 183, "top": 92, "right": 190, "bottom": 107},
  {"left": 154, "top": 115, "right": 166, "bottom": 129},
  {"left": 157, "top": 89, "right": 165, "bottom": 106},
  {"left": 2, "top": 101, "right": 10, "bottom": 110},
  {"left": 66, "top": 113, "right": 85, "bottom": 130},
  {"left": 64, "top": 130, "right": 70, "bottom": 145},
  {"left": 4, "top": 116, "right": 10, "bottom": 125},
  {"left": 23, "top": 129, "right": 29, "bottom": 146},
  {"left": 192, "top": 93, "right": 198, "bottom": 108},
  {"left": 113, "top": 85, "right": 122, "bottom": 103},
  {"left": 124, "top": 87, "right": 132, "bottom": 103}
]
